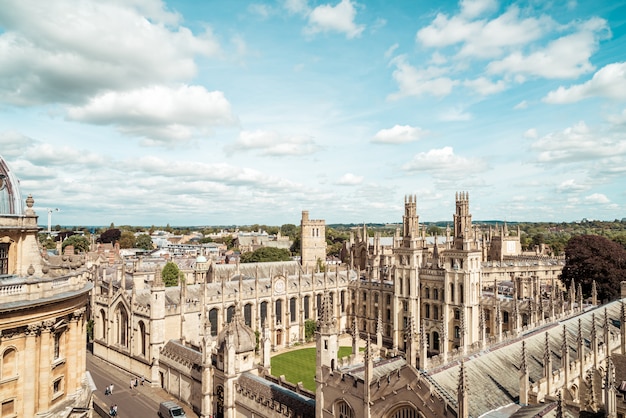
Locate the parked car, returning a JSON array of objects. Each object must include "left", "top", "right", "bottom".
[{"left": 158, "top": 401, "right": 186, "bottom": 418}]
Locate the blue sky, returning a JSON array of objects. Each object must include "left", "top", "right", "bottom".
[{"left": 1, "top": 0, "right": 625, "bottom": 227}]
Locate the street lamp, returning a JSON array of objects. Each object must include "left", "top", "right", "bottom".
[{"left": 47, "top": 208, "right": 59, "bottom": 235}]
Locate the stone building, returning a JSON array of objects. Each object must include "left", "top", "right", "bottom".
[
  {"left": 0, "top": 155, "right": 93, "bottom": 417},
  {"left": 91, "top": 191, "right": 626, "bottom": 418}
]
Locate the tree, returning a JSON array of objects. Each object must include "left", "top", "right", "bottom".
[
  {"left": 162, "top": 262, "right": 181, "bottom": 287},
  {"left": 280, "top": 224, "right": 298, "bottom": 239},
  {"left": 561, "top": 235, "right": 626, "bottom": 302},
  {"left": 136, "top": 234, "right": 154, "bottom": 251},
  {"left": 99, "top": 228, "right": 121, "bottom": 244},
  {"left": 62, "top": 235, "right": 90, "bottom": 253},
  {"left": 119, "top": 231, "right": 136, "bottom": 249},
  {"left": 304, "top": 319, "right": 316, "bottom": 342},
  {"left": 240, "top": 247, "right": 292, "bottom": 263}
]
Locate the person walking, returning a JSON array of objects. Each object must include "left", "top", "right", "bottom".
[{"left": 109, "top": 383, "right": 114, "bottom": 395}]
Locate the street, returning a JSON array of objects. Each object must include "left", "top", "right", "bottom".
[{"left": 87, "top": 352, "right": 197, "bottom": 418}]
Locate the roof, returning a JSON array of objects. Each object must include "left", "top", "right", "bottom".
[{"left": 428, "top": 300, "right": 624, "bottom": 417}]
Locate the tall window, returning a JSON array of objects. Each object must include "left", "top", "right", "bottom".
[
  {"left": 304, "top": 296, "right": 310, "bottom": 320},
  {"left": 433, "top": 288, "right": 439, "bottom": 300},
  {"left": 226, "top": 305, "right": 235, "bottom": 323},
  {"left": 209, "top": 308, "right": 218, "bottom": 336},
  {"left": 1, "top": 348, "right": 17, "bottom": 379},
  {"left": 290, "top": 298, "right": 297, "bottom": 323},
  {"left": 433, "top": 305, "right": 439, "bottom": 320},
  {"left": 138, "top": 321, "right": 146, "bottom": 356},
  {"left": 0, "top": 243, "right": 8, "bottom": 275},
  {"left": 260, "top": 301, "right": 268, "bottom": 327},
  {"left": 244, "top": 303, "right": 252, "bottom": 327},
  {"left": 275, "top": 299, "right": 282, "bottom": 325},
  {"left": 389, "top": 406, "right": 418, "bottom": 418},
  {"left": 117, "top": 305, "right": 128, "bottom": 347},
  {"left": 425, "top": 304, "right": 430, "bottom": 319},
  {"left": 54, "top": 332, "right": 61, "bottom": 359},
  {"left": 336, "top": 400, "right": 354, "bottom": 418}
]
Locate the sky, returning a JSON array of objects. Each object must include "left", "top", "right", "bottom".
[{"left": 1, "top": 0, "right": 625, "bottom": 227}]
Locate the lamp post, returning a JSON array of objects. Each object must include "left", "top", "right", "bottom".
[{"left": 47, "top": 208, "right": 59, "bottom": 235}]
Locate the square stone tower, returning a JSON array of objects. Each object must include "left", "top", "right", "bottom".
[{"left": 300, "top": 210, "right": 326, "bottom": 272}]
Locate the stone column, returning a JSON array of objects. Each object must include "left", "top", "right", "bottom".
[
  {"left": 24, "top": 322, "right": 41, "bottom": 417},
  {"left": 38, "top": 319, "right": 55, "bottom": 411}
]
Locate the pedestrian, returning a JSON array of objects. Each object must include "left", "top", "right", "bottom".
[
  {"left": 109, "top": 383, "right": 114, "bottom": 395},
  {"left": 113, "top": 404, "right": 118, "bottom": 416},
  {"left": 109, "top": 404, "right": 116, "bottom": 416},
  {"left": 134, "top": 377, "right": 138, "bottom": 387},
  {"left": 104, "top": 386, "right": 110, "bottom": 396},
  {"left": 141, "top": 375, "right": 145, "bottom": 385},
  {"left": 130, "top": 378, "right": 134, "bottom": 389}
]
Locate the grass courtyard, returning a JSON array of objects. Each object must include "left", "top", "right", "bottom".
[{"left": 270, "top": 346, "right": 353, "bottom": 391}]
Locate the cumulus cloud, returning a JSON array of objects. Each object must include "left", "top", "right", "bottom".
[
  {"left": 531, "top": 121, "right": 626, "bottom": 163},
  {"left": 304, "top": 0, "right": 364, "bottom": 39},
  {"left": 284, "top": 0, "right": 310, "bottom": 15},
  {"left": 487, "top": 17, "right": 609, "bottom": 80},
  {"left": 417, "top": 5, "right": 551, "bottom": 59},
  {"left": 556, "top": 179, "right": 589, "bottom": 193},
  {"left": 371, "top": 125, "right": 426, "bottom": 144},
  {"left": 336, "top": 173, "right": 363, "bottom": 185},
  {"left": 388, "top": 56, "right": 458, "bottom": 99},
  {"left": 23, "top": 143, "right": 109, "bottom": 167},
  {"left": 607, "top": 109, "right": 626, "bottom": 125},
  {"left": 0, "top": 0, "right": 220, "bottom": 106},
  {"left": 584, "top": 193, "right": 610, "bottom": 204},
  {"left": 402, "top": 147, "right": 487, "bottom": 179},
  {"left": 0, "top": 131, "right": 36, "bottom": 158},
  {"left": 227, "top": 129, "right": 320, "bottom": 156},
  {"left": 514, "top": 100, "right": 528, "bottom": 110},
  {"left": 439, "top": 107, "right": 472, "bottom": 121},
  {"left": 543, "top": 62, "right": 626, "bottom": 104},
  {"left": 463, "top": 77, "right": 506, "bottom": 95},
  {"left": 66, "top": 85, "right": 235, "bottom": 144}
]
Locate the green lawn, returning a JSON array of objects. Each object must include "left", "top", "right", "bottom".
[{"left": 270, "top": 346, "right": 353, "bottom": 391}]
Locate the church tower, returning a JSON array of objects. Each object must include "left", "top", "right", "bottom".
[
  {"left": 315, "top": 291, "right": 338, "bottom": 418},
  {"left": 300, "top": 210, "right": 327, "bottom": 272},
  {"left": 453, "top": 192, "right": 472, "bottom": 250}
]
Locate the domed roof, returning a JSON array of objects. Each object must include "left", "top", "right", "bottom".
[
  {"left": 196, "top": 255, "right": 208, "bottom": 263},
  {"left": 0, "top": 155, "right": 24, "bottom": 215},
  {"left": 217, "top": 305, "right": 256, "bottom": 354}
]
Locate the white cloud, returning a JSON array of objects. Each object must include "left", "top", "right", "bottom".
[
  {"left": 487, "top": 17, "right": 608, "bottom": 79},
  {"left": 304, "top": 0, "right": 364, "bottom": 39},
  {"left": 371, "top": 125, "right": 427, "bottom": 144},
  {"left": 384, "top": 43, "right": 399, "bottom": 60},
  {"left": 531, "top": 121, "right": 626, "bottom": 163},
  {"left": 607, "top": 109, "right": 626, "bottom": 125},
  {"left": 336, "top": 173, "right": 363, "bottom": 185},
  {"left": 459, "top": 0, "right": 498, "bottom": 19},
  {"left": 417, "top": 5, "right": 551, "bottom": 59},
  {"left": 227, "top": 129, "right": 320, "bottom": 156},
  {"left": 388, "top": 56, "right": 458, "bottom": 99},
  {"left": 284, "top": 0, "right": 310, "bottom": 15},
  {"left": 524, "top": 128, "right": 538, "bottom": 139},
  {"left": 0, "top": 131, "right": 36, "bottom": 158},
  {"left": 439, "top": 107, "right": 472, "bottom": 121},
  {"left": 0, "top": 0, "right": 220, "bottom": 106},
  {"left": 67, "top": 85, "right": 236, "bottom": 144},
  {"left": 248, "top": 3, "right": 272, "bottom": 18},
  {"left": 556, "top": 179, "right": 588, "bottom": 193},
  {"left": 543, "top": 62, "right": 626, "bottom": 104},
  {"left": 584, "top": 193, "right": 610, "bottom": 204},
  {"left": 514, "top": 100, "right": 528, "bottom": 110},
  {"left": 402, "top": 146, "right": 487, "bottom": 179},
  {"left": 463, "top": 77, "right": 506, "bottom": 95}
]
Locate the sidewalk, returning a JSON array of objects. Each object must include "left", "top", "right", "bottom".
[{"left": 88, "top": 352, "right": 197, "bottom": 418}]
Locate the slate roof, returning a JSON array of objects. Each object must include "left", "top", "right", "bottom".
[{"left": 429, "top": 300, "right": 624, "bottom": 418}]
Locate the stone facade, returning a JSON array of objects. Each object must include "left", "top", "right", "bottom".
[{"left": 0, "top": 155, "right": 93, "bottom": 418}]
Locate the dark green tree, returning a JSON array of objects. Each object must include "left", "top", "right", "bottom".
[
  {"left": 119, "top": 231, "right": 136, "bottom": 249},
  {"left": 561, "top": 235, "right": 626, "bottom": 302},
  {"left": 99, "top": 228, "right": 121, "bottom": 244},
  {"left": 62, "top": 235, "right": 90, "bottom": 253},
  {"left": 136, "top": 234, "right": 154, "bottom": 250},
  {"left": 280, "top": 224, "right": 298, "bottom": 239},
  {"left": 162, "top": 262, "right": 181, "bottom": 287},
  {"left": 240, "top": 247, "right": 292, "bottom": 263},
  {"left": 304, "top": 319, "right": 316, "bottom": 342}
]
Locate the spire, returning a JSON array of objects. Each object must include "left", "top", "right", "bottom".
[
  {"left": 457, "top": 360, "right": 468, "bottom": 418},
  {"left": 592, "top": 280, "right": 598, "bottom": 305},
  {"left": 318, "top": 291, "right": 335, "bottom": 330},
  {"left": 519, "top": 341, "right": 529, "bottom": 405},
  {"left": 584, "top": 368, "right": 598, "bottom": 413}
]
